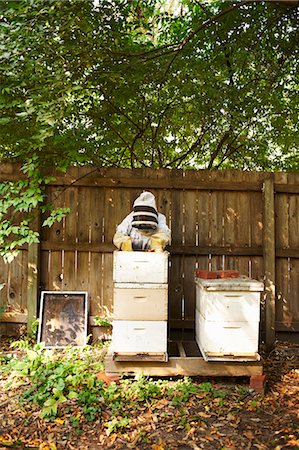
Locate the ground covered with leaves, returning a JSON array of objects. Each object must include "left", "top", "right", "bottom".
[{"left": 0, "top": 337, "right": 298, "bottom": 450}]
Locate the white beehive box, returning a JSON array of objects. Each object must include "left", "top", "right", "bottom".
[
  {"left": 111, "top": 320, "right": 167, "bottom": 354},
  {"left": 113, "top": 250, "right": 169, "bottom": 284},
  {"left": 195, "top": 278, "right": 262, "bottom": 322},
  {"left": 195, "top": 309, "right": 260, "bottom": 358},
  {"left": 113, "top": 283, "right": 168, "bottom": 321},
  {"left": 195, "top": 277, "right": 263, "bottom": 361}
]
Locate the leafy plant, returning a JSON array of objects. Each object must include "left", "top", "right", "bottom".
[
  {"left": 93, "top": 316, "right": 112, "bottom": 328},
  {"left": 0, "top": 342, "right": 244, "bottom": 434},
  {"left": 3, "top": 343, "right": 105, "bottom": 419},
  {"left": 42, "top": 207, "right": 71, "bottom": 228},
  {"left": 122, "top": 374, "right": 164, "bottom": 403},
  {"left": 168, "top": 377, "right": 198, "bottom": 406},
  {"left": 0, "top": 156, "right": 70, "bottom": 262},
  {"left": 105, "top": 417, "right": 131, "bottom": 436}
]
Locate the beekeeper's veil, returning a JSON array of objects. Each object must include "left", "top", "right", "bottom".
[{"left": 131, "top": 191, "right": 158, "bottom": 230}]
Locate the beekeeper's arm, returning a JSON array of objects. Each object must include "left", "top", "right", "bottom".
[
  {"left": 113, "top": 212, "right": 133, "bottom": 251},
  {"left": 150, "top": 214, "right": 171, "bottom": 252}
]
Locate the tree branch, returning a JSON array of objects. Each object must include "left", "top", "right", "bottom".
[
  {"left": 98, "top": 88, "right": 142, "bottom": 132},
  {"left": 207, "top": 129, "right": 231, "bottom": 170},
  {"left": 215, "top": 143, "right": 243, "bottom": 169},
  {"left": 165, "top": 123, "right": 214, "bottom": 168},
  {"left": 163, "top": 0, "right": 254, "bottom": 77}
]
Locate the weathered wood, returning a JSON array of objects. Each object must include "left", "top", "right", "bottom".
[
  {"left": 275, "top": 185, "right": 299, "bottom": 194},
  {"left": 263, "top": 178, "right": 276, "bottom": 352},
  {"left": 289, "top": 258, "right": 299, "bottom": 328},
  {"left": 41, "top": 241, "right": 265, "bottom": 256},
  {"left": 47, "top": 251, "right": 63, "bottom": 291},
  {"left": 276, "top": 321, "right": 299, "bottom": 332},
  {"left": 169, "top": 189, "right": 184, "bottom": 326},
  {"left": 0, "top": 173, "right": 265, "bottom": 191},
  {"left": 177, "top": 342, "right": 187, "bottom": 357},
  {"left": 183, "top": 191, "right": 198, "bottom": 321},
  {"left": 41, "top": 241, "right": 113, "bottom": 252},
  {"left": 275, "top": 189, "right": 290, "bottom": 330},
  {"left": 42, "top": 177, "right": 266, "bottom": 192},
  {"left": 113, "top": 353, "right": 168, "bottom": 362},
  {"left": 102, "top": 185, "right": 118, "bottom": 313},
  {"left": 2, "top": 166, "right": 298, "bottom": 191},
  {"left": 27, "top": 212, "right": 40, "bottom": 333},
  {"left": 105, "top": 352, "right": 263, "bottom": 377},
  {"left": 276, "top": 248, "right": 299, "bottom": 258},
  {"left": 1, "top": 312, "right": 27, "bottom": 323}
]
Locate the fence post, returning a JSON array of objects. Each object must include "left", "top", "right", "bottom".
[
  {"left": 263, "top": 177, "right": 276, "bottom": 352},
  {"left": 27, "top": 211, "right": 41, "bottom": 334}
]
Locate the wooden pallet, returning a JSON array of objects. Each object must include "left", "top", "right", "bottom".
[
  {"left": 112, "top": 352, "right": 168, "bottom": 362},
  {"left": 105, "top": 340, "right": 263, "bottom": 377}
]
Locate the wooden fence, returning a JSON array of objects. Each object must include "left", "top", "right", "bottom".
[{"left": 0, "top": 165, "right": 299, "bottom": 348}]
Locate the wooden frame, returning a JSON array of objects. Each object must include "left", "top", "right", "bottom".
[{"left": 37, "top": 291, "right": 89, "bottom": 348}]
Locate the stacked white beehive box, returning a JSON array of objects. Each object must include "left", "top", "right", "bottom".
[
  {"left": 195, "top": 277, "right": 264, "bottom": 361},
  {"left": 111, "top": 251, "right": 169, "bottom": 361}
]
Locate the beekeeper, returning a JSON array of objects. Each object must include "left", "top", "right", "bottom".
[{"left": 113, "top": 191, "right": 171, "bottom": 252}]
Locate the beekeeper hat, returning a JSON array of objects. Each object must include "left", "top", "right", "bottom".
[{"left": 132, "top": 191, "right": 158, "bottom": 230}]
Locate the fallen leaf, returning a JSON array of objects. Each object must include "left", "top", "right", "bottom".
[
  {"left": 198, "top": 412, "right": 210, "bottom": 419},
  {"left": 244, "top": 431, "right": 255, "bottom": 440},
  {"left": 154, "top": 399, "right": 169, "bottom": 409},
  {"left": 54, "top": 418, "right": 64, "bottom": 425}
]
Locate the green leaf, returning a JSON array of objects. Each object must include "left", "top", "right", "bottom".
[
  {"left": 0, "top": 118, "right": 11, "bottom": 125},
  {"left": 44, "top": 397, "right": 57, "bottom": 407},
  {"left": 68, "top": 390, "right": 78, "bottom": 399}
]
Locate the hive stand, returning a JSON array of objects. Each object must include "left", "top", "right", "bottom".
[{"left": 104, "top": 339, "right": 264, "bottom": 392}]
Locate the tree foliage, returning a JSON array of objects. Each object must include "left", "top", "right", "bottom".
[
  {"left": 1, "top": 0, "right": 298, "bottom": 171},
  {"left": 0, "top": 0, "right": 298, "bottom": 260}
]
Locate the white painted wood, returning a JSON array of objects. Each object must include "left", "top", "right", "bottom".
[
  {"left": 195, "top": 277, "right": 264, "bottom": 292},
  {"left": 196, "top": 286, "right": 261, "bottom": 322},
  {"left": 113, "top": 251, "right": 169, "bottom": 284},
  {"left": 113, "top": 286, "right": 168, "bottom": 320},
  {"left": 195, "top": 309, "right": 259, "bottom": 356},
  {"left": 111, "top": 320, "right": 167, "bottom": 353},
  {"left": 114, "top": 283, "right": 167, "bottom": 289}
]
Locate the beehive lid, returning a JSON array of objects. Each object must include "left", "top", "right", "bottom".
[{"left": 195, "top": 277, "right": 264, "bottom": 292}]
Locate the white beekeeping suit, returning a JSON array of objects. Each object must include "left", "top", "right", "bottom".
[{"left": 113, "top": 191, "right": 171, "bottom": 252}]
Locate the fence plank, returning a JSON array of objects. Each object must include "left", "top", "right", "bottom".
[
  {"left": 169, "top": 188, "right": 184, "bottom": 325},
  {"left": 47, "top": 252, "right": 63, "bottom": 291},
  {"left": 289, "top": 192, "right": 299, "bottom": 327},
  {"left": 290, "top": 259, "right": 299, "bottom": 326},
  {"left": 183, "top": 191, "right": 198, "bottom": 321},
  {"left": 27, "top": 212, "right": 40, "bottom": 333},
  {"left": 76, "top": 187, "right": 91, "bottom": 294},
  {"left": 102, "top": 185, "right": 118, "bottom": 312},
  {"left": 89, "top": 253, "right": 103, "bottom": 317},
  {"left": 263, "top": 178, "right": 276, "bottom": 351},
  {"left": 275, "top": 191, "right": 290, "bottom": 328},
  {"left": 89, "top": 188, "right": 105, "bottom": 317}
]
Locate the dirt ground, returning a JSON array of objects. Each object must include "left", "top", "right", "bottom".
[{"left": 0, "top": 338, "right": 298, "bottom": 450}]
